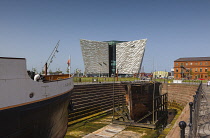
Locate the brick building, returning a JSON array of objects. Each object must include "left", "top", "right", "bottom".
[{"left": 174, "top": 57, "right": 210, "bottom": 80}]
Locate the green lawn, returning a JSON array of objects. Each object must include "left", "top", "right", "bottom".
[
  {"left": 73, "top": 77, "right": 140, "bottom": 83},
  {"left": 73, "top": 77, "right": 206, "bottom": 84}
]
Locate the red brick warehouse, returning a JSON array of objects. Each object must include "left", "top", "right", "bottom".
[{"left": 174, "top": 57, "right": 210, "bottom": 80}]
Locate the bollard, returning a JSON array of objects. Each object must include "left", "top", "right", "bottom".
[
  {"left": 189, "top": 102, "right": 193, "bottom": 127},
  {"left": 179, "top": 121, "right": 187, "bottom": 138}
]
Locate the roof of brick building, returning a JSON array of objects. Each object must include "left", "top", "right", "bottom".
[{"left": 175, "top": 57, "right": 210, "bottom": 62}]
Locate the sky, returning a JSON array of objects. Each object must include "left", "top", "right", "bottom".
[{"left": 0, "top": 0, "right": 210, "bottom": 73}]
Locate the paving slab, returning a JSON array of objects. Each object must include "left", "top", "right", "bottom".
[
  {"left": 83, "top": 124, "right": 126, "bottom": 138},
  {"left": 113, "top": 131, "right": 144, "bottom": 138}
]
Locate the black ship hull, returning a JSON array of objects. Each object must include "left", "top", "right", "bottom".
[{"left": 0, "top": 91, "right": 71, "bottom": 138}]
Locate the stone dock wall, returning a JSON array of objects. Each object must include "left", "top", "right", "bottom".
[{"left": 161, "top": 83, "right": 199, "bottom": 138}]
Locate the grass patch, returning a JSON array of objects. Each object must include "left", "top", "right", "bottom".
[
  {"left": 158, "top": 106, "right": 182, "bottom": 137},
  {"left": 73, "top": 77, "right": 206, "bottom": 84},
  {"left": 73, "top": 77, "right": 141, "bottom": 83},
  {"left": 65, "top": 114, "right": 112, "bottom": 138}
]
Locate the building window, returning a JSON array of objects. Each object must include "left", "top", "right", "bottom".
[
  {"left": 195, "top": 63, "right": 198, "bottom": 65},
  {"left": 195, "top": 68, "right": 198, "bottom": 72},
  {"left": 205, "top": 75, "right": 208, "bottom": 78},
  {"left": 181, "top": 63, "right": 184, "bottom": 66},
  {"left": 190, "top": 62, "right": 193, "bottom": 65},
  {"left": 200, "top": 68, "right": 202, "bottom": 72},
  {"left": 176, "top": 74, "right": 178, "bottom": 78},
  {"left": 176, "top": 63, "right": 178, "bottom": 66},
  {"left": 176, "top": 68, "right": 178, "bottom": 72},
  {"left": 186, "top": 63, "right": 188, "bottom": 66},
  {"left": 195, "top": 75, "right": 198, "bottom": 79},
  {"left": 200, "top": 62, "right": 202, "bottom": 65},
  {"left": 205, "top": 68, "right": 208, "bottom": 72}
]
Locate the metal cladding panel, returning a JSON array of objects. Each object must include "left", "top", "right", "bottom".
[
  {"left": 116, "top": 39, "right": 147, "bottom": 74},
  {"left": 80, "top": 39, "right": 109, "bottom": 74}
]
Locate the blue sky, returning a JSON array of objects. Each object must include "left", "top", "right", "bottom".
[{"left": 0, "top": 0, "right": 210, "bottom": 73}]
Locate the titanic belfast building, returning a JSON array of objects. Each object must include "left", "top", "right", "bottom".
[{"left": 80, "top": 39, "right": 147, "bottom": 77}]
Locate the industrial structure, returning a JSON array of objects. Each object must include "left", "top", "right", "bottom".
[
  {"left": 174, "top": 57, "right": 210, "bottom": 80},
  {"left": 80, "top": 39, "right": 147, "bottom": 77}
]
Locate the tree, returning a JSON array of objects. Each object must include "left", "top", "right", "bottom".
[
  {"left": 75, "top": 68, "right": 81, "bottom": 77},
  {"left": 41, "top": 68, "right": 45, "bottom": 74},
  {"left": 208, "top": 71, "right": 210, "bottom": 76},
  {"left": 32, "top": 67, "right": 37, "bottom": 74},
  {"left": 49, "top": 69, "right": 53, "bottom": 74},
  {"left": 66, "top": 67, "right": 69, "bottom": 74},
  {"left": 190, "top": 70, "right": 193, "bottom": 75},
  {"left": 56, "top": 68, "right": 62, "bottom": 74}
]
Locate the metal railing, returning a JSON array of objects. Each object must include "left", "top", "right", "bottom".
[{"left": 179, "top": 82, "right": 210, "bottom": 138}]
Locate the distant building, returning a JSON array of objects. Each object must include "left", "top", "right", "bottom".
[
  {"left": 153, "top": 71, "right": 168, "bottom": 78},
  {"left": 80, "top": 39, "right": 147, "bottom": 77},
  {"left": 174, "top": 57, "right": 210, "bottom": 80},
  {"left": 138, "top": 72, "right": 153, "bottom": 79},
  {"left": 170, "top": 68, "right": 174, "bottom": 76}
]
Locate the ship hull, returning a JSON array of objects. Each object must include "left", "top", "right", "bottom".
[{"left": 0, "top": 90, "right": 71, "bottom": 138}]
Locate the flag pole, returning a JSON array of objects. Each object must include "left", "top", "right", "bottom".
[{"left": 69, "top": 55, "right": 71, "bottom": 78}]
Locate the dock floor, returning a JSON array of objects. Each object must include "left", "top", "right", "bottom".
[{"left": 65, "top": 113, "right": 158, "bottom": 138}]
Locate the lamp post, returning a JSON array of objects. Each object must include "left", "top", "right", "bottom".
[{"left": 98, "top": 63, "right": 102, "bottom": 77}]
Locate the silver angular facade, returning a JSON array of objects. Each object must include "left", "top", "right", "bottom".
[
  {"left": 80, "top": 39, "right": 109, "bottom": 74},
  {"left": 80, "top": 39, "right": 147, "bottom": 76},
  {"left": 116, "top": 39, "right": 146, "bottom": 74}
]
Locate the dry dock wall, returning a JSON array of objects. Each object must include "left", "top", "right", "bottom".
[
  {"left": 162, "top": 83, "right": 198, "bottom": 138},
  {"left": 69, "top": 83, "right": 199, "bottom": 137},
  {"left": 162, "top": 83, "right": 198, "bottom": 106},
  {"left": 68, "top": 83, "right": 126, "bottom": 122}
]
